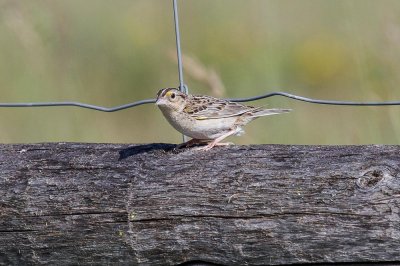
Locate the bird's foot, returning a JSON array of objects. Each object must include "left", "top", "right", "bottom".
[
  {"left": 176, "top": 139, "right": 210, "bottom": 149},
  {"left": 195, "top": 142, "right": 234, "bottom": 151}
]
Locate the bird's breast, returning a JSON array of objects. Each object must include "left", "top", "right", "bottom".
[{"left": 159, "top": 107, "right": 237, "bottom": 139}]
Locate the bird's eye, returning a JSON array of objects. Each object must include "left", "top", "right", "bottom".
[{"left": 170, "top": 93, "right": 176, "bottom": 99}]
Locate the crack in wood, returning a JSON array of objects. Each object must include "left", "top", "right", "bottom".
[
  {"left": 0, "top": 229, "right": 38, "bottom": 233},
  {"left": 128, "top": 211, "right": 376, "bottom": 223},
  {"left": 23, "top": 211, "right": 127, "bottom": 218}
]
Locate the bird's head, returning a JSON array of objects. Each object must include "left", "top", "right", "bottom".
[{"left": 156, "top": 88, "right": 187, "bottom": 111}]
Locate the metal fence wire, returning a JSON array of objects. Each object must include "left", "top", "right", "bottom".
[{"left": 1, "top": 0, "right": 400, "bottom": 112}]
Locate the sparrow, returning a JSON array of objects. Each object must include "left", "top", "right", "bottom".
[{"left": 156, "top": 88, "right": 291, "bottom": 150}]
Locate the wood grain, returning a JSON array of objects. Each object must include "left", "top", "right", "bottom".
[{"left": 0, "top": 143, "right": 399, "bottom": 265}]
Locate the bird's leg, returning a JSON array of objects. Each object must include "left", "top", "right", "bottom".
[
  {"left": 198, "top": 128, "right": 238, "bottom": 151},
  {"left": 177, "top": 138, "right": 209, "bottom": 149}
]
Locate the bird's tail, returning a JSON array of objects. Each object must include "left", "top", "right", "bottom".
[{"left": 251, "top": 108, "right": 292, "bottom": 117}]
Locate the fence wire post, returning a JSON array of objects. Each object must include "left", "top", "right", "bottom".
[{"left": 172, "top": 0, "right": 189, "bottom": 141}]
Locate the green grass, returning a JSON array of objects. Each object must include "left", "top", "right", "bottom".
[{"left": 0, "top": 0, "right": 399, "bottom": 144}]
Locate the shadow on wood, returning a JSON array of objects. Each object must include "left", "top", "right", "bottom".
[
  {"left": 118, "top": 143, "right": 177, "bottom": 159},
  {"left": 0, "top": 143, "right": 399, "bottom": 265}
]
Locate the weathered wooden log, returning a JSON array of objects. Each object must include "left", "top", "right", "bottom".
[{"left": 0, "top": 143, "right": 399, "bottom": 265}]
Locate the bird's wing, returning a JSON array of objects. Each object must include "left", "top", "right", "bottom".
[{"left": 184, "top": 96, "right": 256, "bottom": 120}]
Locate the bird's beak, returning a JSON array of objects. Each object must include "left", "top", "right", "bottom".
[{"left": 155, "top": 97, "right": 165, "bottom": 106}]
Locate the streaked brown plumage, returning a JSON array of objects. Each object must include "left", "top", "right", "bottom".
[{"left": 156, "top": 88, "right": 291, "bottom": 150}]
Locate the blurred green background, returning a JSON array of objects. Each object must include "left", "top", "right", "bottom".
[{"left": 0, "top": 0, "right": 399, "bottom": 145}]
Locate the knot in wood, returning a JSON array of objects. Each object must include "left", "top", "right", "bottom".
[{"left": 356, "top": 167, "right": 391, "bottom": 190}]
